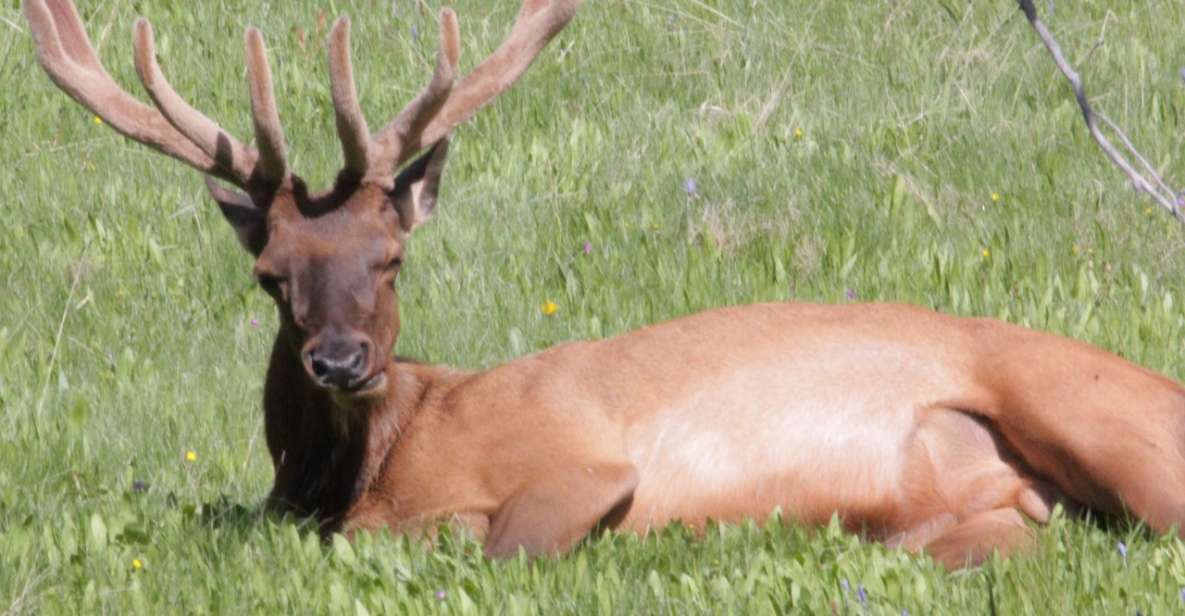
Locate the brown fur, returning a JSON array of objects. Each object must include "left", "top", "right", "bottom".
[
  {"left": 276, "top": 302, "right": 1185, "bottom": 569},
  {"left": 26, "top": 0, "right": 1185, "bottom": 569}
]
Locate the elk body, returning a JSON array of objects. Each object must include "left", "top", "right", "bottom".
[{"left": 25, "top": 0, "right": 1185, "bottom": 569}]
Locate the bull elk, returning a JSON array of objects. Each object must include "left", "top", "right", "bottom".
[{"left": 25, "top": 0, "right": 1185, "bottom": 569}]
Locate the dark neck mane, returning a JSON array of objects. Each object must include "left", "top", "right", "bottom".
[{"left": 261, "top": 330, "right": 419, "bottom": 533}]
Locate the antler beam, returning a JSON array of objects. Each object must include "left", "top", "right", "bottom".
[{"left": 24, "top": 0, "right": 290, "bottom": 191}]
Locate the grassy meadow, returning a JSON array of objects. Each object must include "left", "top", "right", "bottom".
[{"left": 4, "top": 0, "right": 1185, "bottom": 612}]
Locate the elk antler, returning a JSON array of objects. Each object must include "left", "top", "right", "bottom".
[
  {"left": 26, "top": 0, "right": 579, "bottom": 195},
  {"left": 327, "top": 11, "right": 459, "bottom": 183},
  {"left": 326, "top": 0, "right": 581, "bottom": 187},
  {"left": 24, "top": 0, "right": 289, "bottom": 191}
]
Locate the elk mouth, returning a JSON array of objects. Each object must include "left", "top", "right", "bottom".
[
  {"left": 325, "top": 370, "right": 388, "bottom": 399},
  {"left": 352, "top": 370, "right": 388, "bottom": 395}
]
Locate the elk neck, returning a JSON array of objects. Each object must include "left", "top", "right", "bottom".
[{"left": 261, "top": 321, "right": 430, "bottom": 530}]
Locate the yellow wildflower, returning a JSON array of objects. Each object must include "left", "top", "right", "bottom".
[
  {"left": 185, "top": 450, "right": 197, "bottom": 463},
  {"left": 793, "top": 126, "right": 804, "bottom": 141},
  {"left": 93, "top": 116, "right": 102, "bottom": 125},
  {"left": 990, "top": 192, "right": 1000, "bottom": 203},
  {"left": 540, "top": 300, "right": 558, "bottom": 316},
  {"left": 981, "top": 248, "right": 990, "bottom": 259},
  {"left": 132, "top": 558, "right": 143, "bottom": 570}
]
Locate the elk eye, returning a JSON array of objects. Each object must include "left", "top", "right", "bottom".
[{"left": 381, "top": 256, "right": 403, "bottom": 272}]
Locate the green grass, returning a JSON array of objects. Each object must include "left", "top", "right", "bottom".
[{"left": 4, "top": 0, "right": 1185, "bottom": 612}]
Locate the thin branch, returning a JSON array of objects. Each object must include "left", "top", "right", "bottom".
[
  {"left": 1096, "top": 112, "right": 1177, "bottom": 200},
  {"left": 1017, "top": 0, "right": 1184, "bottom": 223}
]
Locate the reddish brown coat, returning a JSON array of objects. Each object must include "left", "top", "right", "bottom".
[{"left": 25, "top": 0, "right": 1185, "bottom": 569}]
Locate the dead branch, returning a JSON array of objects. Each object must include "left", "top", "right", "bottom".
[{"left": 1017, "top": 0, "right": 1184, "bottom": 223}]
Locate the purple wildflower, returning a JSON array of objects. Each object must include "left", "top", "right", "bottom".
[
  {"left": 682, "top": 177, "right": 698, "bottom": 198},
  {"left": 435, "top": 590, "right": 446, "bottom": 601},
  {"left": 1179, "top": 587, "right": 1185, "bottom": 603},
  {"left": 582, "top": 241, "right": 592, "bottom": 255},
  {"left": 250, "top": 318, "right": 260, "bottom": 328},
  {"left": 845, "top": 288, "right": 857, "bottom": 301},
  {"left": 857, "top": 585, "right": 868, "bottom": 608},
  {"left": 841, "top": 578, "right": 850, "bottom": 593},
  {"left": 901, "top": 610, "right": 910, "bottom": 616},
  {"left": 411, "top": 24, "right": 419, "bottom": 41},
  {"left": 1117, "top": 541, "right": 1127, "bottom": 559}
]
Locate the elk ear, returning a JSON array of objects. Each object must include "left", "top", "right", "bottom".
[
  {"left": 204, "top": 176, "right": 268, "bottom": 255},
  {"left": 389, "top": 139, "right": 449, "bottom": 233}
]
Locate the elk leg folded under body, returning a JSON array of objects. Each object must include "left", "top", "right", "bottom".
[
  {"left": 484, "top": 461, "right": 639, "bottom": 558},
  {"left": 922, "top": 507, "right": 1034, "bottom": 569}
]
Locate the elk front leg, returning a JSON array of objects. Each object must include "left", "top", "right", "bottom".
[{"left": 484, "top": 461, "right": 639, "bottom": 559}]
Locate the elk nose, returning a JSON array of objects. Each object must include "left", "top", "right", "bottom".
[{"left": 307, "top": 342, "right": 369, "bottom": 390}]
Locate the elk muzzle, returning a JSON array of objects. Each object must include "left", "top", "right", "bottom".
[{"left": 302, "top": 329, "right": 381, "bottom": 393}]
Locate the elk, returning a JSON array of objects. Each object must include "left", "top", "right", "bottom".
[{"left": 25, "top": 0, "right": 1185, "bottom": 569}]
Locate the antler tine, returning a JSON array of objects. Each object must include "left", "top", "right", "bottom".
[
  {"left": 328, "top": 17, "right": 372, "bottom": 181},
  {"left": 409, "top": 0, "right": 581, "bottom": 160},
  {"left": 133, "top": 19, "right": 258, "bottom": 184},
  {"left": 24, "top": 0, "right": 233, "bottom": 181},
  {"left": 244, "top": 29, "right": 290, "bottom": 185},
  {"left": 368, "top": 9, "right": 460, "bottom": 184},
  {"left": 38, "top": 0, "right": 100, "bottom": 72}
]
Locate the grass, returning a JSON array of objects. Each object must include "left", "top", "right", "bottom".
[{"left": 3, "top": 0, "right": 1185, "bottom": 612}]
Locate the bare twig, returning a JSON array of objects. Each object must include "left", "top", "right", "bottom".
[{"left": 1017, "top": 0, "right": 1184, "bottom": 223}]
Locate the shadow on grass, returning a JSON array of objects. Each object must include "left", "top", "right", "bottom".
[
  {"left": 196, "top": 495, "right": 267, "bottom": 533},
  {"left": 192, "top": 495, "right": 326, "bottom": 540}
]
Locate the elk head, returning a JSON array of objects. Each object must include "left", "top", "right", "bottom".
[{"left": 25, "top": 0, "right": 579, "bottom": 397}]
